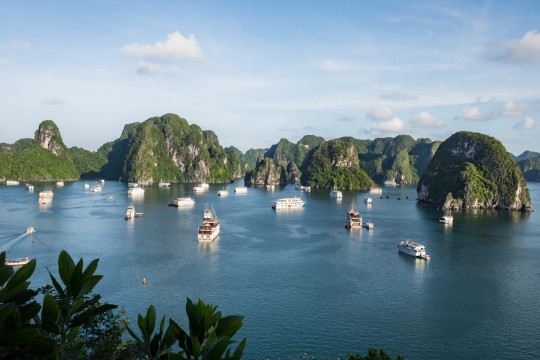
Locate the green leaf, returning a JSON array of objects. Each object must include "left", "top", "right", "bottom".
[
  {"left": 77, "top": 274, "right": 103, "bottom": 296},
  {"left": 70, "top": 308, "right": 93, "bottom": 328},
  {"left": 47, "top": 271, "right": 65, "bottom": 298},
  {"left": 0, "top": 302, "right": 15, "bottom": 324},
  {"left": 41, "top": 294, "right": 59, "bottom": 324},
  {"left": 58, "top": 250, "right": 75, "bottom": 288},
  {"left": 5, "top": 259, "right": 36, "bottom": 291},
  {"left": 205, "top": 336, "right": 231, "bottom": 360},
  {"left": 138, "top": 313, "right": 147, "bottom": 338},
  {"left": 70, "top": 260, "right": 84, "bottom": 298},
  {"left": 215, "top": 315, "right": 244, "bottom": 338},
  {"left": 82, "top": 258, "right": 99, "bottom": 280},
  {"left": 126, "top": 325, "right": 142, "bottom": 343},
  {"left": 232, "top": 338, "right": 246, "bottom": 359},
  {"left": 0, "top": 327, "right": 39, "bottom": 346},
  {"left": 146, "top": 304, "right": 157, "bottom": 337}
]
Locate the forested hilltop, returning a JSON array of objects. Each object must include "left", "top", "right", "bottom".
[{"left": 417, "top": 131, "right": 532, "bottom": 211}]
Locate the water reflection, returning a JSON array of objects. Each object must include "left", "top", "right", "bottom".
[{"left": 198, "top": 236, "right": 220, "bottom": 253}]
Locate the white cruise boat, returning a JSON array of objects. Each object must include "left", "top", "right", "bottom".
[
  {"left": 56, "top": 181, "right": 64, "bottom": 187},
  {"left": 198, "top": 207, "right": 220, "bottom": 242},
  {"left": 91, "top": 185, "right": 102, "bottom": 193},
  {"left": 128, "top": 184, "right": 144, "bottom": 195},
  {"left": 364, "top": 197, "right": 372, "bottom": 204},
  {"left": 217, "top": 189, "right": 229, "bottom": 196},
  {"left": 234, "top": 187, "right": 248, "bottom": 193},
  {"left": 398, "top": 239, "right": 430, "bottom": 260},
  {"left": 330, "top": 186, "right": 342, "bottom": 199},
  {"left": 125, "top": 204, "right": 136, "bottom": 219},
  {"left": 345, "top": 199, "right": 362, "bottom": 229},
  {"left": 5, "top": 257, "right": 30, "bottom": 267},
  {"left": 169, "top": 197, "right": 195, "bottom": 207},
  {"left": 193, "top": 186, "right": 205, "bottom": 192},
  {"left": 369, "top": 187, "right": 382, "bottom": 194},
  {"left": 201, "top": 183, "right": 210, "bottom": 188},
  {"left": 159, "top": 180, "right": 170, "bottom": 187},
  {"left": 84, "top": 182, "right": 89, "bottom": 190},
  {"left": 6, "top": 180, "right": 19, "bottom": 185},
  {"left": 25, "top": 184, "right": 34, "bottom": 191},
  {"left": 39, "top": 190, "right": 54, "bottom": 204},
  {"left": 439, "top": 215, "right": 453, "bottom": 224},
  {"left": 384, "top": 180, "right": 397, "bottom": 186},
  {"left": 272, "top": 197, "right": 305, "bottom": 210}
]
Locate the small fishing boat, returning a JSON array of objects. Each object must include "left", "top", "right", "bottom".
[
  {"left": 25, "top": 184, "right": 34, "bottom": 191},
  {"left": 364, "top": 197, "right": 372, "bottom": 204},
  {"left": 363, "top": 221, "right": 374, "bottom": 230},
  {"left": 218, "top": 189, "right": 229, "bottom": 196},
  {"left": 84, "top": 182, "right": 89, "bottom": 190},
  {"left": 91, "top": 185, "right": 102, "bottom": 192},
  {"left": 125, "top": 204, "right": 135, "bottom": 219},
  {"left": 168, "top": 197, "right": 195, "bottom": 207},
  {"left": 439, "top": 215, "right": 453, "bottom": 224},
  {"left": 56, "top": 181, "right": 64, "bottom": 187},
  {"left": 234, "top": 187, "right": 248, "bottom": 193},
  {"left": 26, "top": 227, "right": 35, "bottom": 234},
  {"left": 159, "top": 180, "right": 170, "bottom": 187}
]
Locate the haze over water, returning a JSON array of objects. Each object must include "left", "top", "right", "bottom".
[{"left": 1, "top": 181, "right": 539, "bottom": 359}]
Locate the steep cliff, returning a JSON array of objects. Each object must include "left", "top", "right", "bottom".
[
  {"left": 244, "top": 158, "right": 289, "bottom": 185},
  {"left": 417, "top": 131, "right": 532, "bottom": 211},
  {"left": 300, "top": 140, "right": 375, "bottom": 189}
]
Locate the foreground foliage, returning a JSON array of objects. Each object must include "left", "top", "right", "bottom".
[{"left": 348, "top": 347, "right": 404, "bottom": 360}]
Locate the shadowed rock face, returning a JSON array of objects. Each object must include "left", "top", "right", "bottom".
[{"left": 417, "top": 131, "right": 532, "bottom": 212}]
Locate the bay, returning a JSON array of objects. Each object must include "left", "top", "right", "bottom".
[{"left": 1, "top": 181, "right": 539, "bottom": 359}]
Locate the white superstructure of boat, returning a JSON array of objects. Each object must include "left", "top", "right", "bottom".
[
  {"left": 25, "top": 184, "right": 34, "bottom": 191},
  {"left": 198, "top": 207, "right": 220, "bottom": 242},
  {"left": 128, "top": 182, "right": 137, "bottom": 188},
  {"left": 201, "top": 183, "right": 210, "bottom": 188},
  {"left": 266, "top": 184, "right": 275, "bottom": 190},
  {"left": 345, "top": 199, "right": 362, "bottom": 229},
  {"left": 169, "top": 197, "right": 195, "bottom": 207},
  {"left": 6, "top": 180, "right": 19, "bottom": 185},
  {"left": 91, "top": 185, "right": 102, "bottom": 193},
  {"left": 398, "top": 239, "right": 429, "bottom": 259},
  {"left": 193, "top": 186, "right": 205, "bottom": 192},
  {"left": 330, "top": 186, "right": 342, "bottom": 199},
  {"left": 234, "top": 187, "right": 248, "bottom": 193},
  {"left": 369, "top": 187, "right": 383, "bottom": 194},
  {"left": 272, "top": 197, "right": 305, "bottom": 210},
  {"left": 5, "top": 257, "right": 30, "bottom": 267},
  {"left": 100, "top": 179, "right": 105, "bottom": 184},
  {"left": 39, "top": 190, "right": 54, "bottom": 204},
  {"left": 384, "top": 180, "right": 397, "bottom": 186},
  {"left": 56, "top": 181, "right": 64, "bottom": 187},
  {"left": 159, "top": 180, "right": 170, "bottom": 187},
  {"left": 26, "top": 226, "right": 35, "bottom": 234},
  {"left": 125, "top": 204, "right": 136, "bottom": 219},
  {"left": 439, "top": 215, "right": 453, "bottom": 224},
  {"left": 84, "top": 182, "right": 89, "bottom": 190},
  {"left": 363, "top": 221, "right": 374, "bottom": 230},
  {"left": 217, "top": 189, "right": 229, "bottom": 196},
  {"left": 364, "top": 197, "right": 372, "bottom": 204},
  {"left": 128, "top": 184, "right": 144, "bottom": 195}
]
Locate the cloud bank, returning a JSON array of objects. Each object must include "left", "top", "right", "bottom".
[
  {"left": 121, "top": 31, "right": 205, "bottom": 61},
  {"left": 514, "top": 117, "right": 535, "bottom": 129}
]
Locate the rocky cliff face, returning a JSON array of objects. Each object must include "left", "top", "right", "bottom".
[
  {"left": 244, "top": 158, "right": 291, "bottom": 185},
  {"left": 35, "top": 120, "right": 67, "bottom": 156},
  {"left": 417, "top": 131, "right": 532, "bottom": 211},
  {"left": 300, "top": 140, "right": 375, "bottom": 189}
]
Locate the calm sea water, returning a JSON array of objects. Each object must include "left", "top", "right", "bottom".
[{"left": 1, "top": 181, "right": 539, "bottom": 359}]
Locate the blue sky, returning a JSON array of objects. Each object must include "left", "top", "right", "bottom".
[{"left": 1, "top": 1, "right": 539, "bottom": 155}]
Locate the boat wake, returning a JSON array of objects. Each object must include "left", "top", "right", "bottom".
[{"left": 2, "top": 234, "right": 27, "bottom": 251}]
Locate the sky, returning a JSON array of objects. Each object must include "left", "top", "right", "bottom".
[{"left": 1, "top": 0, "right": 540, "bottom": 155}]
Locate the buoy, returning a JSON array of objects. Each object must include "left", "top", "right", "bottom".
[
  {"left": 32, "top": 240, "right": 35, "bottom": 243},
  {"left": 142, "top": 278, "right": 147, "bottom": 285}
]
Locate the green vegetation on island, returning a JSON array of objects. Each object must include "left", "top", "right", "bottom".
[
  {"left": 516, "top": 155, "right": 540, "bottom": 182},
  {"left": 417, "top": 131, "right": 532, "bottom": 211},
  {"left": 301, "top": 140, "right": 376, "bottom": 189},
  {"left": 0, "top": 121, "right": 79, "bottom": 181}
]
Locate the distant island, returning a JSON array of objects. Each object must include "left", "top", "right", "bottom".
[{"left": 0, "top": 115, "right": 538, "bottom": 211}]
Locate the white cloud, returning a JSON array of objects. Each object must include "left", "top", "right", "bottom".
[
  {"left": 371, "top": 117, "right": 405, "bottom": 132},
  {"left": 410, "top": 112, "right": 445, "bottom": 127},
  {"left": 502, "top": 30, "right": 540, "bottom": 62},
  {"left": 514, "top": 117, "right": 535, "bottom": 129},
  {"left": 10, "top": 40, "right": 37, "bottom": 56},
  {"left": 461, "top": 106, "right": 496, "bottom": 121},
  {"left": 367, "top": 106, "right": 393, "bottom": 120},
  {"left": 278, "top": 125, "right": 297, "bottom": 132},
  {"left": 44, "top": 96, "right": 65, "bottom": 105},
  {"left": 121, "top": 31, "right": 204, "bottom": 61},
  {"left": 379, "top": 92, "right": 418, "bottom": 101},
  {"left": 501, "top": 101, "right": 528, "bottom": 117},
  {"left": 136, "top": 61, "right": 161, "bottom": 75},
  {"left": 337, "top": 112, "right": 356, "bottom": 122}
]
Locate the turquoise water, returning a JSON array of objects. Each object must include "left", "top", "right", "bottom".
[{"left": 1, "top": 181, "right": 539, "bottom": 359}]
